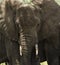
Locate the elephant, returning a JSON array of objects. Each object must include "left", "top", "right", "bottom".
[
  {"left": 2, "top": 0, "right": 59, "bottom": 65},
  {"left": 3, "top": 0, "right": 60, "bottom": 65},
  {"left": 33, "top": 0, "right": 60, "bottom": 65},
  {"left": 0, "top": 0, "right": 41, "bottom": 65},
  {"left": 0, "top": 1, "right": 20, "bottom": 65}
]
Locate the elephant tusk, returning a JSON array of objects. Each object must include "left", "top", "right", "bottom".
[
  {"left": 19, "top": 45, "right": 22, "bottom": 56},
  {"left": 35, "top": 44, "right": 38, "bottom": 56}
]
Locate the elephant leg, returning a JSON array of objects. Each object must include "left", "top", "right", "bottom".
[
  {"left": 10, "top": 41, "right": 20, "bottom": 65},
  {"left": 38, "top": 41, "right": 47, "bottom": 62},
  {"left": 46, "top": 53, "right": 59, "bottom": 65},
  {"left": 5, "top": 39, "right": 20, "bottom": 65},
  {"left": 5, "top": 62, "right": 9, "bottom": 65},
  {"left": 45, "top": 43, "right": 59, "bottom": 65},
  {"left": 59, "top": 56, "right": 60, "bottom": 65}
]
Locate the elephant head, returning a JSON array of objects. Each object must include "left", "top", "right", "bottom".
[{"left": 16, "top": 3, "right": 41, "bottom": 65}]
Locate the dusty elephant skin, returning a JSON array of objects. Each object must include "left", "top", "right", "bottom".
[{"left": 36, "top": 0, "right": 60, "bottom": 65}]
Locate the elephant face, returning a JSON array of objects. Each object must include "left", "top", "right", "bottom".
[{"left": 18, "top": 4, "right": 41, "bottom": 45}]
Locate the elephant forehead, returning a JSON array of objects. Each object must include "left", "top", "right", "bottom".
[{"left": 18, "top": 5, "right": 41, "bottom": 28}]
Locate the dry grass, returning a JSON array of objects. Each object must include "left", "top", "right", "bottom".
[
  {"left": 0, "top": 63, "right": 5, "bottom": 65},
  {"left": 0, "top": 61, "right": 48, "bottom": 65},
  {"left": 40, "top": 61, "right": 48, "bottom": 65}
]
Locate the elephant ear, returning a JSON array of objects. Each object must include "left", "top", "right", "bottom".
[
  {"left": 0, "top": 0, "right": 19, "bottom": 41},
  {"left": 5, "top": 0, "right": 19, "bottom": 41},
  {"left": 0, "top": 0, "right": 6, "bottom": 35}
]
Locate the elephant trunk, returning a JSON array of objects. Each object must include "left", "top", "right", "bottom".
[{"left": 20, "top": 28, "right": 38, "bottom": 65}]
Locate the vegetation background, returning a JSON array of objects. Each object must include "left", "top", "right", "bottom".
[{"left": 0, "top": 0, "right": 60, "bottom": 65}]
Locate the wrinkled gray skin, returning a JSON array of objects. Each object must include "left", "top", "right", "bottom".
[
  {"left": 0, "top": 1, "right": 20, "bottom": 65},
  {"left": 36, "top": 0, "right": 60, "bottom": 65}
]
